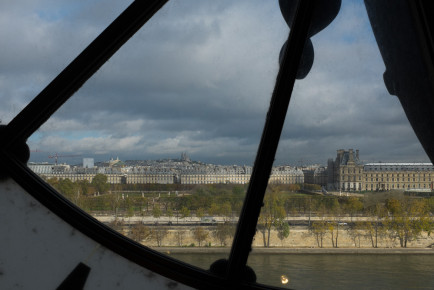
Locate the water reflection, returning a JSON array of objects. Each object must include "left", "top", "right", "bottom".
[
  {"left": 169, "top": 252, "right": 434, "bottom": 289},
  {"left": 249, "top": 254, "right": 434, "bottom": 289}
]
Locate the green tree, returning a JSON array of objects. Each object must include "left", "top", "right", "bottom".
[
  {"left": 180, "top": 206, "right": 191, "bottom": 221},
  {"left": 208, "top": 203, "right": 220, "bottom": 216},
  {"left": 139, "top": 196, "right": 150, "bottom": 214},
  {"left": 232, "top": 185, "right": 245, "bottom": 196},
  {"left": 220, "top": 201, "right": 232, "bottom": 221},
  {"left": 77, "top": 179, "right": 90, "bottom": 196},
  {"left": 304, "top": 183, "right": 321, "bottom": 191},
  {"left": 309, "top": 221, "right": 327, "bottom": 248},
  {"left": 257, "top": 188, "right": 286, "bottom": 247},
  {"left": 385, "top": 198, "right": 432, "bottom": 247},
  {"left": 288, "top": 184, "right": 301, "bottom": 192},
  {"left": 345, "top": 197, "right": 364, "bottom": 222},
  {"left": 276, "top": 222, "right": 290, "bottom": 246},
  {"left": 167, "top": 207, "right": 174, "bottom": 221},
  {"left": 152, "top": 206, "right": 162, "bottom": 220},
  {"left": 79, "top": 195, "right": 92, "bottom": 212},
  {"left": 125, "top": 196, "right": 135, "bottom": 221},
  {"left": 196, "top": 208, "right": 205, "bottom": 219},
  {"left": 57, "top": 178, "right": 76, "bottom": 198},
  {"left": 46, "top": 177, "right": 59, "bottom": 189},
  {"left": 108, "top": 193, "right": 122, "bottom": 218},
  {"left": 159, "top": 196, "right": 174, "bottom": 212},
  {"left": 91, "top": 173, "right": 110, "bottom": 194}
]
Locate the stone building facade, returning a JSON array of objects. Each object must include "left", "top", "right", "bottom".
[
  {"left": 29, "top": 163, "right": 304, "bottom": 185},
  {"left": 363, "top": 163, "right": 434, "bottom": 191},
  {"left": 30, "top": 150, "right": 434, "bottom": 191},
  {"left": 327, "top": 149, "right": 364, "bottom": 191},
  {"left": 327, "top": 149, "right": 434, "bottom": 192},
  {"left": 303, "top": 167, "right": 327, "bottom": 186}
]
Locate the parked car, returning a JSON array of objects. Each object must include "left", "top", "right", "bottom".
[{"left": 200, "top": 216, "right": 217, "bottom": 225}]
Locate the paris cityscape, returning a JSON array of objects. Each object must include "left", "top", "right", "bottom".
[
  {"left": 29, "top": 149, "right": 434, "bottom": 192},
  {"left": 25, "top": 148, "right": 434, "bottom": 251}
]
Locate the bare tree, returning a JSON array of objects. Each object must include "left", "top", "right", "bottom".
[
  {"left": 192, "top": 227, "right": 208, "bottom": 247},
  {"left": 153, "top": 226, "right": 168, "bottom": 247},
  {"left": 176, "top": 230, "right": 186, "bottom": 246},
  {"left": 213, "top": 223, "right": 235, "bottom": 246},
  {"left": 347, "top": 223, "right": 365, "bottom": 248},
  {"left": 129, "top": 223, "right": 153, "bottom": 244},
  {"left": 309, "top": 221, "right": 327, "bottom": 248}
]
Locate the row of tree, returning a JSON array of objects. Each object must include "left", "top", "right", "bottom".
[
  {"left": 309, "top": 197, "right": 432, "bottom": 248},
  {"left": 45, "top": 176, "right": 372, "bottom": 219},
  {"left": 110, "top": 221, "right": 236, "bottom": 247},
  {"left": 45, "top": 177, "right": 434, "bottom": 248}
]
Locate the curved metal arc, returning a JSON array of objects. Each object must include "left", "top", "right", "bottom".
[
  {"left": 226, "top": 0, "right": 316, "bottom": 281},
  {"left": 5, "top": 0, "right": 169, "bottom": 147}
]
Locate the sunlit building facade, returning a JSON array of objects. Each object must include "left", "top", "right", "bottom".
[
  {"left": 328, "top": 149, "right": 434, "bottom": 192},
  {"left": 327, "top": 149, "right": 364, "bottom": 191},
  {"left": 363, "top": 163, "right": 434, "bottom": 191},
  {"left": 29, "top": 162, "right": 303, "bottom": 185}
]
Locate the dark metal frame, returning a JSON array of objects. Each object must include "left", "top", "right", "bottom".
[{"left": 0, "top": 0, "right": 314, "bottom": 289}]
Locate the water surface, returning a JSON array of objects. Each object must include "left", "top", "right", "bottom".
[{"left": 170, "top": 253, "right": 434, "bottom": 289}]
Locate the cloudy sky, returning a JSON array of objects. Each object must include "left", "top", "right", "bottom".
[{"left": 0, "top": 0, "right": 430, "bottom": 166}]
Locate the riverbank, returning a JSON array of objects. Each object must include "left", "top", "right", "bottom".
[
  {"left": 115, "top": 224, "right": 434, "bottom": 249},
  {"left": 154, "top": 247, "right": 434, "bottom": 254}
]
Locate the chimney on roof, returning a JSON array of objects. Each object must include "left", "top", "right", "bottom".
[
  {"left": 337, "top": 149, "right": 344, "bottom": 163},
  {"left": 349, "top": 149, "right": 354, "bottom": 161}
]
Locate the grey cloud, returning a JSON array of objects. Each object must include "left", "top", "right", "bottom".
[{"left": 1, "top": 1, "right": 429, "bottom": 165}]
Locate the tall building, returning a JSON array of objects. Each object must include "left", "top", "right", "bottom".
[{"left": 327, "top": 149, "right": 363, "bottom": 191}]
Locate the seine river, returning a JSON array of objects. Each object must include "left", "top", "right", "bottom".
[{"left": 170, "top": 253, "right": 434, "bottom": 289}]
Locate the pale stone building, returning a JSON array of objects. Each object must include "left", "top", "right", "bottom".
[
  {"left": 29, "top": 161, "right": 304, "bottom": 186},
  {"left": 269, "top": 166, "right": 304, "bottom": 184},
  {"left": 327, "top": 149, "right": 434, "bottom": 192},
  {"left": 327, "top": 149, "right": 364, "bottom": 191},
  {"left": 363, "top": 163, "right": 434, "bottom": 191},
  {"left": 304, "top": 166, "right": 327, "bottom": 186}
]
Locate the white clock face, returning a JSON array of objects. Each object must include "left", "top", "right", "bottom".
[{"left": 0, "top": 178, "right": 193, "bottom": 289}]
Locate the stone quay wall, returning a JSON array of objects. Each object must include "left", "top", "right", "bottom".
[{"left": 116, "top": 225, "right": 434, "bottom": 249}]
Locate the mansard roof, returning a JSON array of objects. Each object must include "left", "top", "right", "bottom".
[{"left": 364, "top": 163, "right": 434, "bottom": 171}]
